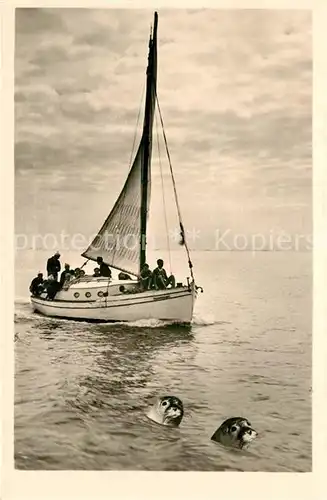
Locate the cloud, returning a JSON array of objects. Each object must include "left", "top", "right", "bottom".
[
  {"left": 14, "top": 8, "right": 312, "bottom": 241},
  {"left": 15, "top": 8, "right": 65, "bottom": 34}
]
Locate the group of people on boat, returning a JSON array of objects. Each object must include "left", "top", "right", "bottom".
[
  {"left": 29, "top": 252, "right": 114, "bottom": 299},
  {"left": 119, "top": 260, "right": 175, "bottom": 295},
  {"left": 139, "top": 259, "right": 175, "bottom": 291},
  {"left": 29, "top": 252, "right": 176, "bottom": 299}
]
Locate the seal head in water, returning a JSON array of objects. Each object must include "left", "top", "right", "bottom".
[
  {"left": 211, "top": 417, "right": 257, "bottom": 449},
  {"left": 146, "top": 396, "right": 184, "bottom": 427}
]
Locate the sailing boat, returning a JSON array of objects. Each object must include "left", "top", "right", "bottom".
[{"left": 30, "top": 12, "right": 203, "bottom": 324}]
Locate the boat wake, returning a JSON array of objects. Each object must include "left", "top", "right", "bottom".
[
  {"left": 118, "top": 318, "right": 188, "bottom": 329},
  {"left": 120, "top": 315, "right": 229, "bottom": 329},
  {"left": 191, "top": 313, "right": 227, "bottom": 327}
]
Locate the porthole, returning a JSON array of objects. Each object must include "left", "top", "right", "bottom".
[
  {"left": 74, "top": 292, "right": 80, "bottom": 298},
  {"left": 85, "top": 292, "right": 92, "bottom": 298},
  {"left": 98, "top": 291, "right": 104, "bottom": 297}
]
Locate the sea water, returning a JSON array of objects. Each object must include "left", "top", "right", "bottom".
[{"left": 14, "top": 250, "right": 311, "bottom": 471}]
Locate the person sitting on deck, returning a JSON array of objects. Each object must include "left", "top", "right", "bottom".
[
  {"left": 59, "top": 263, "right": 72, "bottom": 287},
  {"left": 118, "top": 272, "right": 131, "bottom": 280},
  {"left": 152, "top": 259, "right": 175, "bottom": 290},
  {"left": 93, "top": 268, "right": 101, "bottom": 277},
  {"left": 74, "top": 268, "right": 82, "bottom": 279},
  {"left": 29, "top": 272, "right": 44, "bottom": 296},
  {"left": 139, "top": 263, "right": 152, "bottom": 291},
  {"left": 46, "top": 251, "right": 61, "bottom": 280},
  {"left": 44, "top": 274, "right": 61, "bottom": 300},
  {"left": 96, "top": 256, "right": 112, "bottom": 278}
]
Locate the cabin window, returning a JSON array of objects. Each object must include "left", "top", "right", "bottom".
[
  {"left": 98, "top": 291, "right": 104, "bottom": 297},
  {"left": 74, "top": 292, "right": 80, "bottom": 298},
  {"left": 85, "top": 292, "right": 92, "bottom": 298}
]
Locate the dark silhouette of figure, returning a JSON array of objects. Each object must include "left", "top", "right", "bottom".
[
  {"left": 59, "top": 263, "right": 71, "bottom": 286},
  {"left": 140, "top": 263, "right": 152, "bottom": 291},
  {"left": 152, "top": 259, "right": 175, "bottom": 290},
  {"left": 96, "top": 256, "right": 112, "bottom": 278},
  {"left": 46, "top": 251, "right": 61, "bottom": 280},
  {"left": 29, "top": 273, "right": 44, "bottom": 296}
]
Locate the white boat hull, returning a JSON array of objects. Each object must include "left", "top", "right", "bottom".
[
  {"left": 51, "top": 277, "right": 138, "bottom": 302},
  {"left": 30, "top": 284, "right": 197, "bottom": 324}
]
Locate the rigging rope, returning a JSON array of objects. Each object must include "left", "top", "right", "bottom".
[
  {"left": 155, "top": 109, "right": 172, "bottom": 275},
  {"left": 155, "top": 93, "right": 195, "bottom": 282}
]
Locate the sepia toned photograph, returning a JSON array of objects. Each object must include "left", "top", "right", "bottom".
[{"left": 14, "top": 7, "right": 311, "bottom": 472}]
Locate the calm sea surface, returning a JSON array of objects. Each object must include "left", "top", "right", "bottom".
[{"left": 14, "top": 250, "right": 311, "bottom": 471}]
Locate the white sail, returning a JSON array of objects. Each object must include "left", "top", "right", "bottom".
[{"left": 81, "top": 140, "right": 148, "bottom": 277}]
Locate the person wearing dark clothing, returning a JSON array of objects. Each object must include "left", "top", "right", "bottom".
[
  {"left": 93, "top": 268, "right": 101, "bottom": 277},
  {"left": 152, "top": 259, "right": 175, "bottom": 290},
  {"left": 43, "top": 275, "right": 61, "bottom": 299},
  {"left": 74, "top": 268, "right": 82, "bottom": 279},
  {"left": 47, "top": 280, "right": 61, "bottom": 299},
  {"left": 96, "top": 256, "right": 112, "bottom": 278},
  {"left": 118, "top": 272, "right": 131, "bottom": 280},
  {"left": 139, "top": 263, "right": 152, "bottom": 291},
  {"left": 46, "top": 251, "right": 61, "bottom": 280},
  {"left": 59, "top": 263, "right": 71, "bottom": 286},
  {"left": 29, "top": 273, "right": 44, "bottom": 296}
]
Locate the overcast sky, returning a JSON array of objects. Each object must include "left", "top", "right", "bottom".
[{"left": 15, "top": 8, "right": 311, "bottom": 251}]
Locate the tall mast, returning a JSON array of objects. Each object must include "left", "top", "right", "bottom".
[{"left": 139, "top": 11, "right": 158, "bottom": 273}]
